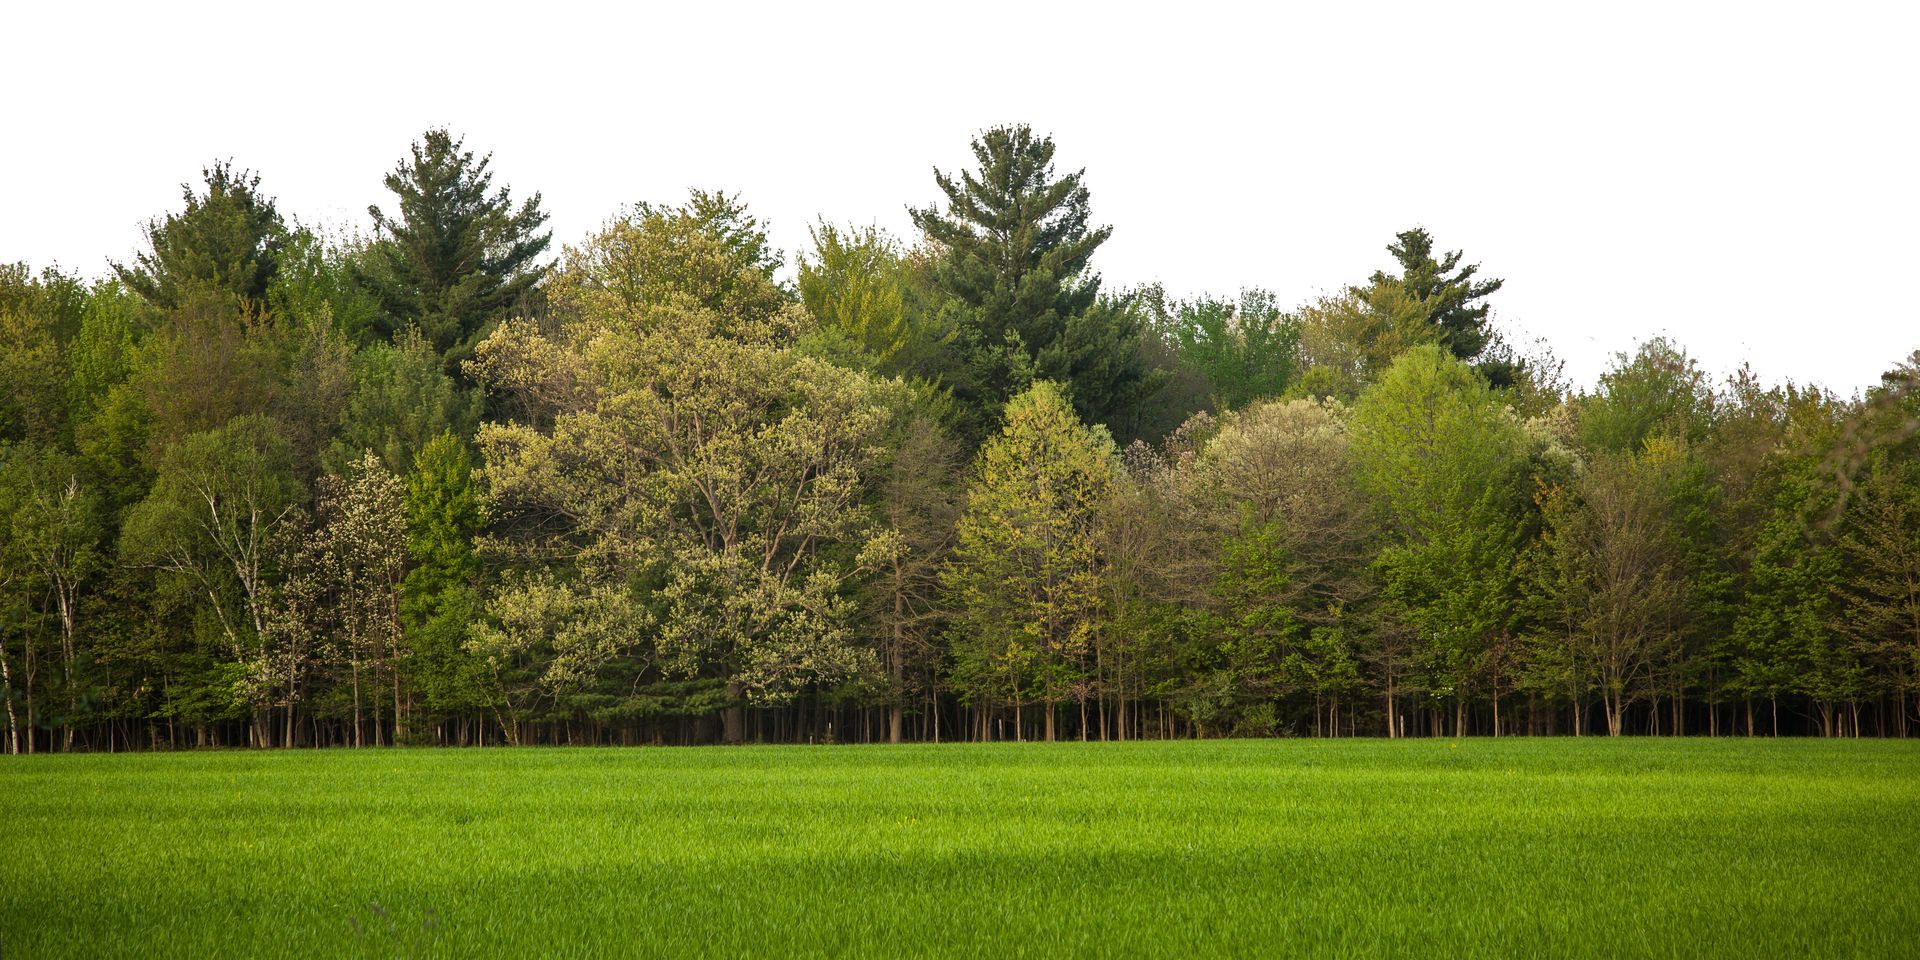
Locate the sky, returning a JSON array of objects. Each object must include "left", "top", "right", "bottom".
[{"left": 4, "top": 1, "right": 1915, "bottom": 393}]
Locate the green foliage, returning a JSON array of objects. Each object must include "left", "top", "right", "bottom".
[
  {"left": 1351, "top": 345, "right": 1529, "bottom": 721},
  {"left": 120, "top": 414, "right": 302, "bottom": 716},
  {"left": 360, "top": 129, "right": 550, "bottom": 366},
  {"left": 910, "top": 125, "right": 1153, "bottom": 430},
  {"left": 327, "top": 330, "right": 480, "bottom": 474},
  {"left": 797, "top": 222, "right": 915, "bottom": 365},
  {"left": 1147, "top": 286, "right": 1300, "bottom": 412},
  {"left": 1580, "top": 339, "right": 1712, "bottom": 453},
  {"left": 6, "top": 124, "right": 1920, "bottom": 749},
  {"left": 400, "top": 433, "right": 489, "bottom": 721},
  {"left": 1293, "top": 280, "right": 1438, "bottom": 401},
  {"left": 0, "top": 264, "right": 86, "bottom": 444},
  {"left": 548, "top": 190, "right": 789, "bottom": 337},
  {"left": 1366, "top": 227, "right": 1503, "bottom": 363},
  {"left": 114, "top": 163, "right": 288, "bottom": 311},
  {"left": 471, "top": 300, "right": 902, "bottom": 723},
  {"left": 944, "top": 382, "right": 1115, "bottom": 731},
  {"left": 267, "top": 229, "right": 386, "bottom": 344}
]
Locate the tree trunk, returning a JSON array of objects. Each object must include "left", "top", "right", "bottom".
[
  {"left": 1384, "top": 675, "right": 1397, "bottom": 740},
  {"left": 722, "top": 681, "right": 745, "bottom": 744},
  {"left": 0, "top": 634, "right": 15, "bottom": 755},
  {"left": 57, "top": 588, "right": 76, "bottom": 752},
  {"left": 393, "top": 664, "right": 406, "bottom": 745}
]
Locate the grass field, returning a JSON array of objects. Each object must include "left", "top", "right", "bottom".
[{"left": 2, "top": 739, "right": 1917, "bottom": 958}]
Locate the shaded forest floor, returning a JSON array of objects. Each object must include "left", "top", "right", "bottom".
[{"left": 2, "top": 739, "right": 1917, "bottom": 958}]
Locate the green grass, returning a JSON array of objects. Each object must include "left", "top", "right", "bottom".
[{"left": 2, "top": 739, "right": 1917, "bottom": 958}]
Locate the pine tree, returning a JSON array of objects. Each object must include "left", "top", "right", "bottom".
[
  {"left": 361, "top": 129, "right": 550, "bottom": 368},
  {"left": 400, "top": 432, "right": 489, "bottom": 725},
  {"left": 1368, "top": 228, "right": 1503, "bottom": 363},
  {"left": 909, "top": 125, "right": 1150, "bottom": 429},
  {"left": 114, "top": 162, "right": 288, "bottom": 311}
]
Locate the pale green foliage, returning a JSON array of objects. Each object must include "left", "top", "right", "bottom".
[
  {"left": 944, "top": 382, "right": 1117, "bottom": 726},
  {"left": 546, "top": 190, "right": 792, "bottom": 339},
  {"left": 798, "top": 223, "right": 912, "bottom": 362},
  {"left": 470, "top": 302, "right": 902, "bottom": 709},
  {"left": 1294, "top": 281, "right": 1439, "bottom": 401}
]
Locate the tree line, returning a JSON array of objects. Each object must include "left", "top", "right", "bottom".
[{"left": 1, "top": 125, "right": 1915, "bottom": 751}]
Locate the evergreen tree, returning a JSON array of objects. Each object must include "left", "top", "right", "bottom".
[
  {"left": 361, "top": 129, "right": 550, "bottom": 367},
  {"left": 909, "top": 125, "right": 1151, "bottom": 429},
  {"left": 1367, "top": 227, "right": 1503, "bottom": 363},
  {"left": 114, "top": 163, "right": 288, "bottom": 311},
  {"left": 400, "top": 432, "right": 489, "bottom": 725}
]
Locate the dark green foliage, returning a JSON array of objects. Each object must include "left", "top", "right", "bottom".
[
  {"left": 910, "top": 125, "right": 1154, "bottom": 430},
  {"left": 1368, "top": 227, "right": 1503, "bottom": 363},
  {"left": 360, "top": 129, "right": 550, "bottom": 367},
  {"left": 114, "top": 163, "right": 288, "bottom": 311},
  {"left": 327, "top": 331, "right": 480, "bottom": 474},
  {"left": 400, "top": 433, "right": 488, "bottom": 720}
]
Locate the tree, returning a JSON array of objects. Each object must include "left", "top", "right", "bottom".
[
  {"left": 400, "top": 432, "right": 491, "bottom": 735},
  {"left": 943, "top": 381, "right": 1116, "bottom": 741},
  {"left": 909, "top": 125, "right": 1152, "bottom": 428},
  {"left": 471, "top": 306, "right": 902, "bottom": 743},
  {"left": 360, "top": 129, "right": 551, "bottom": 366},
  {"left": 1293, "top": 280, "right": 1439, "bottom": 401},
  {"left": 1149, "top": 287, "right": 1300, "bottom": 413},
  {"left": 306, "top": 454, "right": 408, "bottom": 746},
  {"left": 1580, "top": 339, "right": 1712, "bottom": 454},
  {"left": 798, "top": 223, "right": 917, "bottom": 367},
  {"left": 327, "top": 328, "right": 481, "bottom": 474},
  {"left": 1835, "top": 453, "right": 1920, "bottom": 735},
  {"left": 115, "top": 162, "right": 288, "bottom": 311},
  {"left": 120, "top": 415, "right": 302, "bottom": 746},
  {"left": 0, "top": 445, "right": 104, "bottom": 750},
  {"left": 1523, "top": 448, "right": 1689, "bottom": 735},
  {"left": 547, "top": 190, "right": 790, "bottom": 338},
  {"left": 1350, "top": 345, "right": 1529, "bottom": 735},
  {"left": 1367, "top": 227, "right": 1503, "bottom": 363},
  {"left": 1727, "top": 389, "right": 1848, "bottom": 736},
  {"left": 0, "top": 264, "right": 85, "bottom": 445},
  {"left": 863, "top": 414, "right": 960, "bottom": 742}
]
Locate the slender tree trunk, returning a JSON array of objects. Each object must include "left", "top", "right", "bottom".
[
  {"left": 57, "top": 587, "right": 77, "bottom": 752},
  {"left": 0, "top": 633, "right": 15, "bottom": 755},
  {"left": 1384, "top": 674, "right": 1397, "bottom": 740},
  {"left": 393, "top": 659, "right": 406, "bottom": 746}
]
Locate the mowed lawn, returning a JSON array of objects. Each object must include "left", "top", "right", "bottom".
[{"left": 2, "top": 740, "right": 1917, "bottom": 958}]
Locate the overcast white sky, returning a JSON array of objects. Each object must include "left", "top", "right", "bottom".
[{"left": 4, "top": 1, "right": 1915, "bottom": 392}]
